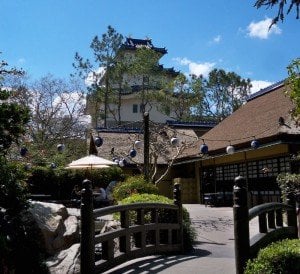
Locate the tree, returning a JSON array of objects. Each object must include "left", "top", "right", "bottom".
[
  {"left": 156, "top": 73, "right": 204, "bottom": 121},
  {"left": 73, "top": 25, "right": 124, "bottom": 127},
  {"left": 129, "top": 47, "right": 164, "bottom": 114},
  {"left": 0, "top": 59, "right": 30, "bottom": 155},
  {"left": 0, "top": 56, "right": 47, "bottom": 273},
  {"left": 254, "top": 0, "right": 300, "bottom": 25},
  {"left": 111, "top": 121, "right": 198, "bottom": 185},
  {"left": 286, "top": 57, "right": 300, "bottom": 118},
  {"left": 15, "top": 74, "right": 88, "bottom": 165},
  {"left": 201, "top": 69, "right": 251, "bottom": 121}
]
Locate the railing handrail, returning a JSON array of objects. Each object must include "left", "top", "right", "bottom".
[
  {"left": 93, "top": 202, "right": 178, "bottom": 218},
  {"left": 233, "top": 176, "right": 298, "bottom": 274},
  {"left": 248, "top": 202, "right": 294, "bottom": 220}
]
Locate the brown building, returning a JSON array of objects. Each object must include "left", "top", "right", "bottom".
[{"left": 172, "top": 80, "right": 300, "bottom": 206}]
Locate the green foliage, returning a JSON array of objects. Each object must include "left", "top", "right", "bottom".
[
  {"left": 0, "top": 157, "right": 28, "bottom": 214},
  {"left": 254, "top": 0, "right": 300, "bottom": 26},
  {"left": 116, "top": 193, "right": 197, "bottom": 251},
  {"left": 286, "top": 58, "right": 300, "bottom": 118},
  {"left": 73, "top": 25, "right": 124, "bottom": 127},
  {"left": 120, "top": 193, "right": 171, "bottom": 204},
  {"left": 157, "top": 73, "right": 204, "bottom": 121},
  {"left": 245, "top": 239, "right": 300, "bottom": 274},
  {"left": 277, "top": 173, "right": 300, "bottom": 198},
  {"left": 26, "top": 165, "right": 124, "bottom": 199},
  {"left": 113, "top": 175, "right": 159, "bottom": 201},
  {"left": 0, "top": 158, "right": 48, "bottom": 273},
  {"left": 0, "top": 89, "right": 30, "bottom": 154},
  {"left": 203, "top": 68, "right": 251, "bottom": 120}
]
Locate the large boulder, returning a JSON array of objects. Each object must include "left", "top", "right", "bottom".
[
  {"left": 46, "top": 243, "right": 80, "bottom": 274},
  {"left": 29, "top": 201, "right": 79, "bottom": 255}
]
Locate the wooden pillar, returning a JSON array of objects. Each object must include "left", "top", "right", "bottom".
[
  {"left": 233, "top": 176, "right": 250, "bottom": 274},
  {"left": 173, "top": 183, "right": 183, "bottom": 250},
  {"left": 143, "top": 112, "right": 150, "bottom": 182},
  {"left": 286, "top": 193, "right": 297, "bottom": 237},
  {"left": 80, "top": 179, "right": 95, "bottom": 274}
]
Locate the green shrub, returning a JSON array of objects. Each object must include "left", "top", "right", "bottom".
[
  {"left": 277, "top": 173, "right": 300, "bottom": 200},
  {"left": 116, "top": 193, "right": 197, "bottom": 251},
  {"left": 0, "top": 158, "right": 48, "bottom": 273},
  {"left": 26, "top": 165, "right": 124, "bottom": 200},
  {"left": 245, "top": 239, "right": 300, "bottom": 274},
  {"left": 113, "top": 175, "right": 159, "bottom": 201}
]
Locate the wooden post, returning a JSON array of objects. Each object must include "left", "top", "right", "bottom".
[
  {"left": 296, "top": 193, "right": 300, "bottom": 238},
  {"left": 286, "top": 193, "right": 297, "bottom": 237},
  {"left": 80, "top": 179, "right": 95, "bottom": 274},
  {"left": 173, "top": 183, "right": 183, "bottom": 250},
  {"left": 233, "top": 176, "right": 250, "bottom": 274},
  {"left": 143, "top": 112, "right": 150, "bottom": 182}
]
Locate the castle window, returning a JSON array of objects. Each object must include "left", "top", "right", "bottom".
[{"left": 133, "top": 104, "right": 138, "bottom": 113}]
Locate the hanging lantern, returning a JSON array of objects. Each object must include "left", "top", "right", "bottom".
[
  {"left": 20, "top": 147, "right": 28, "bottom": 157},
  {"left": 129, "top": 148, "right": 137, "bottom": 158},
  {"left": 94, "top": 137, "right": 103, "bottom": 147},
  {"left": 119, "top": 159, "right": 125, "bottom": 167},
  {"left": 251, "top": 139, "right": 259, "bottom": 149},
  {"left": 170, "top": 137, "right": 180, "bottom": 146},
  {"left": 226, "top": 145, "right": 235, "bottom": 155},
  {"left": 114, "top": 158, "right": 119, "bottom": 164},
  {"left": 134, "top": 140, "right": 143, "bottom": 149},
  {"left": 200, "top": 143, "right": 209, "bottom": 154},
  {"left": 57, "top": 144, "right": 65, "bottom": 152}
]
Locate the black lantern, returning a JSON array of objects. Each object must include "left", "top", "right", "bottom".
[
  {"left": 20, "top": 147, "right": 28, "bottom": 157},
  {"left": 200, "top": 143, "right": 208, "bottom": 154},
  {"left": 129, "top": 148, "right": 137, "bottom": 158},
  {"left": 94, "top": 137, "right": 103, "bottom": 147},
  {"left": 251, "top": 139, "right": 259, "bottom": 149}
]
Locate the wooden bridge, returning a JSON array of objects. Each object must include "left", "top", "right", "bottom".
[
  {"left": 233, "top": 176, "right": 298, "bottom": 274},
  {"left": 79, "top": 176, "right": 298, "bottom": 274},
  {"left": 80, "top": 180, "right": 183, "bottom": 274}
]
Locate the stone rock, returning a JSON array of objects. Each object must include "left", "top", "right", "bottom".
[
  {"left": 29, "top": 201, "right": 79, "bottom": 255},
  {"left": 46, "top": 243, "right": 80, "bottom": 274}
]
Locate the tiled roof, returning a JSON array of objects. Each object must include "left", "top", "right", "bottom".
[
  {"left": 182, "top": 83, "right": 299, "bottom": 157},
  {"left": 92, "top": 127, "right": 198, "bottom": 165},
  {"left": 247, "top": 80, "right": 285, "bottom": 102},
  {"left": 121, "top": 37, "right": 167, "bottom": 54},
  {"left": 166, "top": 120, "right": 217, "bottom": 129}
]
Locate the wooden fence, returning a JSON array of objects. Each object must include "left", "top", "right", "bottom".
[
  {"left": 80, "top": 179, "right": 183, "bottom": 274},
  {"left": 233, "top": 176, "right": 298, "bottom": 274}
]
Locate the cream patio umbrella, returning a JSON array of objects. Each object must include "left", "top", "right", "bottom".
[{"left": 65, "top": 154, "right": 117, "bottom": 170}]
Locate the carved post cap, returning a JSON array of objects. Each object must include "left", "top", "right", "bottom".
[
  {"left": 234, "top": 175, "right": 246, "bottom": 187},
  {"left": 173, "top": 183, "right": 181, "bottom": 206},
  {"left": 233, "top": 176, "right": 247, "bottom": 207}
]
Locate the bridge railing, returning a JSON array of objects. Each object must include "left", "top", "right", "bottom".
[
  {"left": 233, "top": 176, "right": 298, "bottom": 274},
  {"left": 80, "top": 179, "right": 183, "bottom": 274}
]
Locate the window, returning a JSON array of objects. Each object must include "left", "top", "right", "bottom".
[{"left": 132, "top": 104, "right": 138, "bottom": 113}]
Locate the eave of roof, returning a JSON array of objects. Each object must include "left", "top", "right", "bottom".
[
  {"left": 121, "top": 37, "right": 167, "bottom": 55},
  {"left": 181, "top": 82, "right": 299, "bottom": 158}
]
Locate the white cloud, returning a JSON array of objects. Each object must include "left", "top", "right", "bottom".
[
  {"left": 173, "top": 57, "right": 215, "bottom": 77},
  {"left": 250, "top": 80, "right": 273, "bottom": 94},
  {"left": 85, "top": 67, "right": 106, "bottom": 86},
  {"left": 213, "top": 35, "right": 221, "bottom": 43},
  {"left": 18, "top": 58, "right": 26, "bottom": 64},
  {"left": 247, "top": 18, "right": 282, "bottom": 39}
]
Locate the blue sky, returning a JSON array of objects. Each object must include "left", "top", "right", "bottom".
[{"left": 0, "top": 0, "right": 299, "bottom": 92}]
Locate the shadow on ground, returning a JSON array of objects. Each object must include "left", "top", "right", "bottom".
[{"left": 104, "top": 249, "right": 211, "bottom": 274}]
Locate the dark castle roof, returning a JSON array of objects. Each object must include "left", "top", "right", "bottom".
[{"left": 121, "top": 37, "right": 167, "bottom": 55}]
